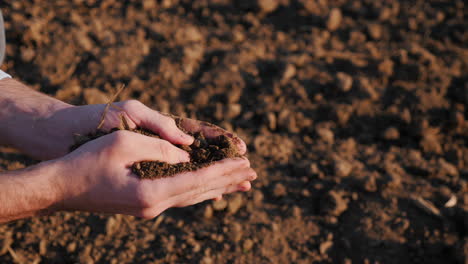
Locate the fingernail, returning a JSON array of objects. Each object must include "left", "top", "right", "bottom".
[{"left": 181, "top": 133, "right": 194, "bottom": 143}]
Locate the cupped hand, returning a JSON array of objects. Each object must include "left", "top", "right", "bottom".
[
  {"left": 43, "top": 100, "right": 246, "bottom": 160},
  {"left": 55, "top": 130, "right": 256, "bottom": 218}
]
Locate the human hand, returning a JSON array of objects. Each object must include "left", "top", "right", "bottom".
[
  {"left": 39, "top": 100, "right": 247, "bottom": 161},
  {"left": 55, "top": 130, "right": 256, "bottom": 217}
]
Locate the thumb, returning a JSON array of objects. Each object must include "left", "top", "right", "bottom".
[{"left": 122, "top": 132, "right": 190, "bottom": 164}]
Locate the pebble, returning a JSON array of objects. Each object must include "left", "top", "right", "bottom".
[
  {"left": 67, "top": 242, "right": 77, "bottom": 253},
  {"left": 273, "top": 183, "right": 287, "bottom": 197},
  {"left": 243, "top": 239, "right": 254, "bottom": 251},
  {"left": 258, "top": 0, "right": 279, "bottom": 14},
  {"left": 267, "top": 112, "right": 277, "bottom": 131},
  {"left": 212, "top": 199, "right": 228, "bottom": 211},
  {"left": 439, "top": 159, "right": 459, "bottom": 177},
  {"left": 327, "top": 8, "right": 342, "bottom": 31},
  {"left": 316, "top": 127, "right": 334, "bottom": 144},
  {"left": 253, "top": 190, "right": 264, "bottom": 206},
  {"left": 228, "top": 194, "right": 243, "bottom": 214},
  {"left": 378, "top": 59, "right": 394, "bottom": 76},
  {"left": 225, "top": 104, "right": 242, "bottom": 119},
  {"left": 333, "top": 157, "right": 353, "bottom": 177},
  {"left": 39, "top": 240, "right": 47, "bottom": 255},
  {"left": 326, "top": 190, "right": 349, "bottom": 216},
  {"left": 364, "top": 175, "right": 378, "bottom": 192},
  {"left": 319, "top": 240, "right": 333, "bottom": 255},
  {"left": 105, "top": 216, "right": 119, "bottom": 236},
  {"left": 204, "top": 205, "right": 213, "bottom": 219},
  {"left": 281, "top": 64, "right": 296, "bottom": 83},
  {"left": 336, "top": 72, "right": 353, "bottom": 92},
  {"left": 383, "top": 127, "right": 399, "bottom": 140},
  {"left": 367, "top": 23, "right": 383, "bottom": 40}
]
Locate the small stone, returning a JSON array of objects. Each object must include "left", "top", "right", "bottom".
[
  {"left": 228, "top": 194, "right": 243, "bottom": 214},
  {"left": 20, "top": 47, "right": 35, "bottom": 62},
  {"left": 364, "top": 175, "right": 377, "bottom": 192},
  {"left": 243, "top": 239, "right": 254, "bottom": 251},
  {"left": 358, "top": 77, "right": 379, "bottom": 100},
  {"left": 230, "top": 223, "right": 243, "bottom": 242},
  {"left": 39, "top": 240, "right": 47, "bottom": 255},
  {"left": 439, "top": 159, "right": 459, "bottom": 177},
  {"left": 105, "top": 216, "right": 120, "bottom": 236},
  {"left": 267, "top": 112, "right": 277, "bottom": 130},
  {"left": 204, "top": 205, "right": 213, "bottom": 219},
  {"left": 67, "top": 242, "right": 77, "bottom": 253},
  {"left": 333, "top": 157, "right": 352, "bottom": 177},
  {"left": 214, "top": 103, "right": 224, "bottom": 120},
  {"left": 291, "top": 206, "right": 302, "bottom": 219},
  {"left": 175, "top": 26, "right": 203, "bottom": 43},
  {"left": 316, "top": 127, "right": 334, "bottom": 144},
  {"left": 212, "top": 199, "right": 228, "bottom": 211},
  {"left": 253, "top": 190, "right": 264, "bottom": 206},
  {"left": 273, "top": 183, "right": 287, "bottom": 197},
  {"left": 258, "top": 0, "right": 279, "bottom": 14},
  {"left": 383, "top": 127, "right": 399, "bottom": 140},
  {"left": 320, "top": 240, "right": 333, "bottom": 255},
  {"left": 327, "top": 8, "right": 342, "bottom": 31},
  {"left": 336, "top": 72, "right": 353, "bottom": 92},
  {"left": 225, "top": 104, "right": 242, "bottom": 119},
  {"left": 321, "top": 190, "right": 349, "bottom": 216},
  {"left": 367, "top": 23, "right": 383, "bottom": 40},
  {"left": 378, "top": 59, "right": 394, "bottom": 76},
  {"left": 281, "top": 64, "right": 296, "bottom": 83},
  {"left": 142, "top": 0, "right": 157, "bottom": 10}
]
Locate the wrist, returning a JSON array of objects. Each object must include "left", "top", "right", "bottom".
[{"left": 0, "top": 159, "right": 67, "bottom": 222}]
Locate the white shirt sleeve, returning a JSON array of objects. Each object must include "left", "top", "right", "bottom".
[{"left": 0, "top": 69, "right": 11, "bottom": 80}]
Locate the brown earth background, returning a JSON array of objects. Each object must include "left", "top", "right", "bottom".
[{"left": 0, "top": 0, "right": 467, "bottom": 263}]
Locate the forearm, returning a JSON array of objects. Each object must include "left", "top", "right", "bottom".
[
  {"left": 0, "top": 78, "right": 72, "bottom": 157},
  {"left": 0, "top": 159, "right": 65, "bottom": 223},
  {"left": 0, "top": 78, "right": 106, "bottom": 159}
]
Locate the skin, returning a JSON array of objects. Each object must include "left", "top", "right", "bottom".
[{"left": 0, "top": 78, "right": 256, "bottom": 223}]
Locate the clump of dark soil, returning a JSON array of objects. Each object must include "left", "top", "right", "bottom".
[{"left": 71, "top": 127, "right": 241, "bottom": 179}]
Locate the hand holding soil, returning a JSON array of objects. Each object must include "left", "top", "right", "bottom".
[
  {"left": 57, "top": 130, "right": 255, "bottom": 218},
  {"left": 0, "top": 78, "right": 255, "bottom": 221}
]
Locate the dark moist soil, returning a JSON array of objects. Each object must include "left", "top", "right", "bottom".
[
  {"left": 71, "top": 128, "right": 241, "bottom": 179},
  {"left": 1, "top": 1, "right": 467, "bottom": 264}
]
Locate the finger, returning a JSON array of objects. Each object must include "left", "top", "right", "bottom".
[
  {"left": 154, "top": 158, "right": 251, "bottom": 198},
  {"left": 116, "top": 131, "right": 190, "bottom": 164},
  {"left": 177, "top": 118, "right": 247, "bottom": 155},
  {"left": 213, "top": 195, "right": 223, "bottom": 201},
  {"left": 237, "top": 181, "right": 252, "bottom": 192},
  {"left": 122, "top": 101, "right": 194, "bottom": 145}
]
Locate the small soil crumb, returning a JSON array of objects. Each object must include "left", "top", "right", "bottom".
[
  {"left": 71, "top": 126, "right": 242, "bottom": 180},
  {"left": 327, "top": 8, "right": 342, "bottom": 31}
]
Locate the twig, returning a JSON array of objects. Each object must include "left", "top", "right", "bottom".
[
  {"left": 411, "top": 195, "right": 442, "bottom": 219},
  {"left": 97, "top": 84, "right": 126, "bottom": 130}
]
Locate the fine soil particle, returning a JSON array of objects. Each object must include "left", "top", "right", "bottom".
[{"left": 71, "top": 127, "right": 241, "bottom": 179}]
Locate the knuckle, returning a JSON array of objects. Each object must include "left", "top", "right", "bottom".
[
  {"left": 111, "top": 130, "right": 130, "bottom": 145},
  {"left": 247, "top": 170, "right": 257, "bottom": 181},
  {"left": 122, "top": 99, "right": 142, "bottom": 109},
  {"left": 160, "top": 115, "right": 176, "bottom": 127}
]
